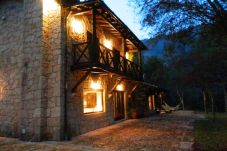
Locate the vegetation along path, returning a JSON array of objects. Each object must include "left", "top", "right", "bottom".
[{"left": 0, "top": 111, "right": 204, "bottom": 151}]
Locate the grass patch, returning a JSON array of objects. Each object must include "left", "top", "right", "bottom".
[{"left": 193, "top": 113, "right": 227, "bottom": 151}]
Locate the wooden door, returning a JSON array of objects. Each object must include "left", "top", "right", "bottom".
[{"left": 113, "top": 91, "right": 125, "bottom": 121}]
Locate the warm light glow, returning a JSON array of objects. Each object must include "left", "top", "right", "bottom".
[
  {"left": 116, "top": 84, "right": 124, "bottom": 91},
  {"left": 84, "top": 100, "right": 87, "bottom": 106},
  {"left": 125, "top": 52, "right": 133, "bottom": 61},
  {"left": 71, "top": 18, "right": 85, "bottom": 34},
  {"left": 103, "top": 39, "right": 113, "bottom": 50},
  {"left": 83, "top": 91, "right": 103, "bottom": 113},
  {"left": 95, "top": 91, "right": 103, "bottom": 111},
  {"left": 126, "top": 52, "right": 129, "bottom": 59},
  {"left": 90, "top": 80, "right": 102, "bottom": 90},
  {"left": 0, "top": 80, "right": 4, "bottom": 101},
  {"left": 43, "top": 0, "right": 59, "bottom": 14}
]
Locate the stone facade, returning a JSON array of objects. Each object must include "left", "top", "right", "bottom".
[
  {"left": 0, "top": 0, "right": 150, "bottom": 141},
  {"left": 0, "top": 0, "right": 23, "bottom": 137},
  {"left": 0, "top": 0, "right": 65, "bottom": 141},
  {"left": 68, "top": 71, "right": 137, "bottom": 136}
]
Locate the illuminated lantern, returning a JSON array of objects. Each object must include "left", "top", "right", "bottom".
[
  {"left": 125, "top": 52, "right": 133, "bottom": 61},
  {"left": 90, "top": 80, "right": 102, "bottom": 90},
  {"left": 71, "top": 18, "right": 85, "bottom": 34},
  {"left": 43, "top": 0, "right": 59, "bottom": 14},
  {"left": 116, "top": 83, "right": 124, "bottom": 91},
  {"left": 103, "top": 39, "right": 113, "bottom": 50}
]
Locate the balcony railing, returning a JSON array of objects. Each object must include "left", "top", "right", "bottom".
[{"left": 71, "top": 42, "right": 142, "bottom": 80}]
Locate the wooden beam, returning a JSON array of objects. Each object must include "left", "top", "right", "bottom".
[{"left": 72, "top": 70, "right": 91, "bottom": 92}]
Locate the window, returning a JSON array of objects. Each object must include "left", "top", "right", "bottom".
[{"left": 83, "top": 89, "right": 104, "bottom": 113}]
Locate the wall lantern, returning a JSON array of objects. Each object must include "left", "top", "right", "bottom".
[
  {"left": 71, "top": 18, "right": 85, "bottom": 34},
  {"left": 125, "top": 52, "right": 133, "bottom": 61},
  {"left": 43, "top": 0, "right": 59, "bottom": 13},
  {"left": 116, "top": 83, "right": 124, "bottom": 91},
  {"left": 103, "top": 39, "right": 113, "bottom": 50},
  {"left": 90, "top": 80, "right": 102, "bottom": 90}
]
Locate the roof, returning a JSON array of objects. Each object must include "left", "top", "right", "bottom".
[{"left": 70, "top": 0, "right": 148, "bottom": 51}]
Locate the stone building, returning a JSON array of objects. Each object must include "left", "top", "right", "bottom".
[{"left": 0, "top": 0, "right": 157, "bottom": 141}]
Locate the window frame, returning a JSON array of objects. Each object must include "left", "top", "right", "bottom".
[{"left": 83, "top": 88, "right": 105, "bottom": 114}]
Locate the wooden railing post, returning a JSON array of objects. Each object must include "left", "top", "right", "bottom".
[
  {"left": 90, "top": 6, "right": 99, "bottom": 65},
  {"left": 122, "top": 38, "right": 128, "bottom": 73},
  {"left": 138, "top": 50, "right": 143, "bottom": 80}
]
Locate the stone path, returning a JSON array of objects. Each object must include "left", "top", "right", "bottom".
[{"left": 0, "top": 111, "right": 203, "bottom": 151}]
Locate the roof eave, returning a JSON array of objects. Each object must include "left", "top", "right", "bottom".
[{"left": 71, "top": 0, "right": 148, "bottom": 51}]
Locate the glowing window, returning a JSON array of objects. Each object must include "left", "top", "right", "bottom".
[{"left": 83, "top": 90, "right": 104, "bottom": 113}]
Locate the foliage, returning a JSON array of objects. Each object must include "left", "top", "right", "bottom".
[
  {"left": 130, "top": 0, "right": 227, "bottom": 37},
  {"left": 193, "top": 113, "right": 227, "bottom": 151},
  {"left": 143, "top": 56, "right": 168, "bottom": 87},
  {"left": 133, "top": 0, "right": 227, "bottom": 111}
]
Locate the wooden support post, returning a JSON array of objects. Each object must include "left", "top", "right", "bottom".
[
  {"left": 92, "top": 6, "right": 97, "bottom": 43},
  {"left": 122, "top": 38, "right": 127, "bottom": 72},
  {"left": 138, "top": 50, "right": 143, "bottom": 79},
  {"left": 90, "top": 6, "right": 99, "bottom": 64},
  {"left": 121, "top": 38, "right": 127, "bottom": 57}
]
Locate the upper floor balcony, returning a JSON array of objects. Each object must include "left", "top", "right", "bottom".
[
  {"left": 71, "top": 40, "right": 143, "bottom": 80},
  {"left": 68, "top": 0, "right": 147, "bottom": 81}
]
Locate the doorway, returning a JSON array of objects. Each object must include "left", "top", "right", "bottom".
[{"left": 113, "top": 91, "right": 125, "bottom": 121}]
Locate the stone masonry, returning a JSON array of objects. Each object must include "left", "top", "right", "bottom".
[
  {"left": 0, "top": 0, "right": 151, "bottom": 142},
  {"left": 0, "top": 0, "right": 65, "bottom": 141}
]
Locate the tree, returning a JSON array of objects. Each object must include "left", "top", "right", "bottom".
[
  {"left": 143, "top": 56, "right": 168, "bottom": 88},
  {"left": 133, "top": 0, "right": 227, "bottom": 113},
  {"left": 130, "top": 0, "right": 227, "bottom": 37}
]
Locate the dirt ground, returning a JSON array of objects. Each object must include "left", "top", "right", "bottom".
[{"left": 0, "top": 111, "right": 203, "bottom": 151}]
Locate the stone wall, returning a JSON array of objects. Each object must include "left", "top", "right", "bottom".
[
  {"left": 0, "top": 0, "right": 147, "bottom": 141},
  {"left": 68, "top": 70, "right": 137, "bottom": 137},
  {"left": 0, "top": 0, "right": 66, "bottom": 141},
  {"left": 42, "top": 0, "right": 66, "bottom": 141},
  {"left": 0, "top": 0, "right": 24, "bottom": 137},
  {"left": 66, "top": 10, "right": 140, "bottom": 135},
  {"left": 67, "top": 13, "right": 123, "bottom": 52}
]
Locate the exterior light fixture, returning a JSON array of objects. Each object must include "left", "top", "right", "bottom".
[
  {"left": 125, "top": 52, "right": 129, "bottom": 59},
  {"left": 90, "top": 80, "right": 102, "bottom": 90},
  {"left": 116, "top": 83, "right": 124, "bottom": 91},
  {"left": 125, "top": 52, "right": 133, "bottom": 61},
  {"left": 43, "top": 0, "right": 59, "bottom": 14},
  {"left": 103, "top": 39, "right": 113, "bottom": 50},
  {"left": 71, "top": 18, "right": 85, "bottom": 34}
]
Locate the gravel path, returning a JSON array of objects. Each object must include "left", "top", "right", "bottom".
[{"left": 0, "top": 111, "right": 202, "bottom": 151}]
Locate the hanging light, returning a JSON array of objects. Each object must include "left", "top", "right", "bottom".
[
  {"left": 90, "top": 80, "right": 102, "bottom": 90},
  {"left": 103, "top": 39, "right": 113, "bottom": 50},
  {"left": 116, "top": 83, "right": 124, "bottom": 91},
  {"left": 71, "top": 18, "right": 85, "bottom": 34}
]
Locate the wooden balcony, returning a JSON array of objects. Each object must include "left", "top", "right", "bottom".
[{"left": 71, "top": 42, "right": 143, "bottom": 81}]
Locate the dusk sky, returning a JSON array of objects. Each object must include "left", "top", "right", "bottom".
[{"left": 103, "top": 0, "right": 150, "bottom": 40}]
